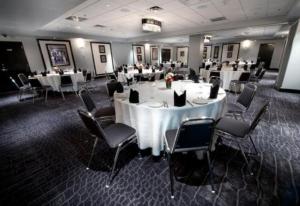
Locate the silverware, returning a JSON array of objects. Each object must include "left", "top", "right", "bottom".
[{"left": 187, "top": 100, "right": 194, "bottom": 107}]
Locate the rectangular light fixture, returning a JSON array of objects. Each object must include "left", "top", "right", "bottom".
[{"left": 142, "top": 18, "right": 162, "bottom": 32}]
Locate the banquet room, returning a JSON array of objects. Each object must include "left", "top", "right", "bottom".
[{"left": 1, "top": 0, "right": 300, "bottom": 205}]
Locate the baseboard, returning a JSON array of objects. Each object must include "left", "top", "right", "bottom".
[{"left": 279, "top": 88, "right": 300, "bottom": 94}]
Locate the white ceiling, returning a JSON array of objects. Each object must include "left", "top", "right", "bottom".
[
  {"left": 0, "top": 0, "right": 299, "bottom": 42},
  {"left": 41, "top": 0, "right": 297, "bottom": 40}
]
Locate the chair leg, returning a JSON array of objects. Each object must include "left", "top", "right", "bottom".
[
  {"left": 167, "top": 153, "right": 175, "bottom": 199},
  {"left": 249, "top": 135, "right": 258, "bottom": 155},
  {"left": 106, "top": 145, "right": 122, "bottom": 188},
  {"left": 60, "top": 89, "right": 65, "bottom": 100},
  {"left": 86, "top": 138, "right": 98, "bottom": 170},
  {"left": 18, "top": 90, "right": 22, "bottom": 101},
  {"left": 206, "top": 151, "right": 215, "bottom": 194},
  {"left": 238, "top": 143, "right": 253, "bottom": 176},
  {"left": 45, "top": 89, "right": 48, "bottom": 103}
]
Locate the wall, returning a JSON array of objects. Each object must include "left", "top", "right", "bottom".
[
  {"left": 0, "top": 36, "right": 134, "bottom": 75},
  {"left": 211, "top": 38, "right": 285, "bottom": 69},
  {"left": 280, "top": 21, "right": 300, "bottom": 90}
]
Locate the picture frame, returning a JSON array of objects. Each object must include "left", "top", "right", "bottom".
[
  {"left": 136, "top": 47, "right": 142, "bottom": 54},
  {"left": 46, "top": 44, "right": 70, "bottom": 67},
  {"left": 99, "top": 45, "right": 106, "bottom": 53},
  {"left": 213, "top": 46, "right": 219, "bottom": 58},
  {"left": 100, "top": 55, "right": 107, "bottom": 63},
  {"left": 151, "top": 47, "right": 158, "bottom": 60},
  {"left": 137, "top": 55, "right": 142, "bottom": 62},
  {"left": 180, "top": 51, "right": 185, "bottom": 57}
]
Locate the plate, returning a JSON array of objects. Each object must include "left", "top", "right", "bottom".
[
  {"left": 192, "top": 97, "right": 211, "bottom": 105},
  {"left": 142, "top": 102, "right": 164, "bottom": 108}
]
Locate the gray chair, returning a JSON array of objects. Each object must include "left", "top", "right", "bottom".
[
  {"left": 227, "top": 83, "right": 257, "bottom": 120},
  {"left": 79, "top": 88, "right": 115, "bottom": 123},
  {"left": 59, "top": 75, "right": 76, "bottom": 100},
  {"left": 10, "top": 76, "right": 32, "bottom": 101},
  {"left": 216, "top": 101, "right": 269, "bottom": 175},
  {"left": 164, "top": 118, "right": 216, "bottom": 198},
  {"left": 28, "top": 78, "right": 52, "bottom": 103},
  {"left": 18, "top": 73, "right": 30, "bottom": 87},
  {"left": 78, "top": 109, "right": 138, "bottom": 187},
  {"left": 229, "top": 72, "right": 251, "bottom": 94}
]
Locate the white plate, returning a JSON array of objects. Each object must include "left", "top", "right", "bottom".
[
  {"left": 142, "top": 101, "right": 164, "bottom": 108},
  {"left": 192, "top": 97, "right": 211, "bottom": 105}
]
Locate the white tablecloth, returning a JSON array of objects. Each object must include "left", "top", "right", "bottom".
[
  {"left": 34, "top": 72, "right": 84, "bottom": 91},
  {"left": 117, "top": 69, "right": 162, "bottom": 83},
  {"left": 200, "top": 68, "right": 248, "bottom": 90},
  {"left": 114, "top": 80, "right": 227, "bottom": 156}
]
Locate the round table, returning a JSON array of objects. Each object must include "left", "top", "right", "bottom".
[
  {"left": 114, "top": 80, "right": 227, "bottom": 156},
  {"left": 34, "top": 72, "right": 84, "bottom": 92}
]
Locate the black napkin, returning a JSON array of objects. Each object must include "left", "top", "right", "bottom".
[
  {"left": 138, "top": 69, "right": 142, "bottom": 74},
  {"left": 174, "top": 90, "right": 186, "bottom": 107},
  {"left": 126, "top": 77, "right": 132, "bottom": 86},
  {"left": 59, "top": 70, "right": 64, "bottom": 75},
  {"left": 124, "top": 68, "right": 128, "bottom": 73},
  {"left": 116, "top": 82, "right": 124, "bottom": 93},
  {"left": 129, "top": 89, "right": 139, "bottom": 103},
  {"left": 41, "top": 72, "right": 47, "bottom": 76},
  {"left": 73, "top": 68, "right": 77, "bottom": 73},
  {"left": 152, "top": 68, "right": 155, "bottom": 73},
  {"left": 78, "top": 68, "right": 82, "bottom": 72},
  {"left": 209, "top": 79, "right": 220, "bottom": 99}
]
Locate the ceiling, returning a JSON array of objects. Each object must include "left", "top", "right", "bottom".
[{"left": 0, "top": 0, "right": 299, "bottom": 42}]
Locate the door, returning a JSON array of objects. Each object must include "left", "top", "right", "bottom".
[
  {"left": 257, "top": 44, "right": 274, "bottom": 69},
  {"left": 0, "top": 41, "right": 30, "bottom": 93},
  {"left": 161, "top": 49, "right": 171, "bottom": 62}
]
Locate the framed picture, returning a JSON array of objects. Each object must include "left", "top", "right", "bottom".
[
  {"left": 46, "top": 44, "right": 70, "bottom": 67},
  {"left": 100, "top": 55, "right": 107, "bottom": 63},
  {"left": 137, "top": 55, "right": 142, "bottom": 62},
  {"left": 213, "top": 46, "right": 219, "bottom": 58},
  {"left": 180, "top": 51, "right": 185, "bottom": 57},
  {"left": 151, "top": 47, "right": 158, "bottom": 60},
  {"left": 228, "top": 45, "right": 234, "bottom": 51},
  {"left": 136, "top": 47, "right": 141, "bottom": 54},
  {"left": 99, "top": 45, "right": 106, "bottom": 53},
  {"left": 203, "top": 47, "right": 207, "bottom": 52},
  {"left": 227, "top": 52, "right": 233, "bottom": 58}
]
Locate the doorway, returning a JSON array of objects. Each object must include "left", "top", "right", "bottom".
[
  {"left": 0, "top": 41, "right": 30, "bottom": 93},
  {"left": 161, "top": 48, "right": 171, "bottom": 62},
  {"left": 257, "top": 44, "right": 274, "bottom": 69}
]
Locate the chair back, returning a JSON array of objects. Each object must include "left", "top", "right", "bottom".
[
  {"left": 18, "top": 73, "right": 30, "bottom": 86},
  {"left": 255, "top": 67, "right": 262, "bottom": 77},
  {"left": 209, "top": 71, "right": 220, "bottom": 78},
  {"left": 205, "top": 65, "right": 211, "bottom": 70},
  {"left": 237, "top": 83, "right": 257, "bottom": 109},
  {"left": 243, "top": 64, "right": 248, "bottom": 71},
  {"left": 171, "top": 118, "right": 215, "bottom": 153},
  {"left": 238, "top": 72, "right": 251, "bottom": 82},
  {"left": 29, "top": 79, "right": 42, "bottom": 88},
  {"left": 60, "top": 75, "right": 73, "bottom": 86},
  {"left": 106, "top": 81, "right": 122, "bottom": 97},
  {"left": 250, "top": 101, "right": 269, "bottom": 131},
  {"left": 258, "top": 69, "right": 266, "bottom": 80},
  {"left": 79, "top": 89, "right": 96, "bottom": 112},
  {"left": 9, "top": 76, "right": 20, "bottom": 89},
  {"left": 86, "top": 73, "right": 92, "bottom": 81},
  {"left": 82, "top": 70, "right": 87, "bottom": 77},
  {"left": 78, "top": 110, "right": 105, "bottom": 139}
]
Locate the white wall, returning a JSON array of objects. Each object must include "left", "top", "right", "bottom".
[{"left": 281, "top": 21, "right": 300, "bottom": 90}]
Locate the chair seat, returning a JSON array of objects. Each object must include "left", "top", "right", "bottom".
[
  {"left": 94, "top": 106, "right": 115, "bottom": 118},
  {"left": 104, "top": 123, "right": 136, "bottom": 148},
  {"left": 227, "top": 102, "right": 244, "bottom": 114},
  {"left": 165, "top": 129, "right": 177, "bottom": 152},
  {"left": 216, "top": 117, "right": 250, "bottom": 138}
]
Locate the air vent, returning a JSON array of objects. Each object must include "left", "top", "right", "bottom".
[
  {"left": 210, "top": 17, "right": 226, "bottom": 22},
  {"left": 65, "top": 16, "right": 87, "bottom": 22},
  {"left": 148, "top": 6, "right": 163, "bottom": 12},
  {"left": 94, "top": 24, "right": 106, "bottom": 28}
]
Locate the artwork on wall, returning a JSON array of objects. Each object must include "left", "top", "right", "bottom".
[
  {"left": 137, "top": 55, "right": 142, "bottom": 62},
  {"left": 99, "top": 45, "right": 106, "bottom": 53},
  {"left": 180, "top": 51, "right": 185, "bottom": 57},
  {"left": 213, "top": 46, "right": 219, "bottom": 58},
  {"left": 136, "top": 47, "right": 142, "bottom": 54},
  {"left": 151, "top": 47, "right": 158, "bottom": 60},
  {"left": 100, "top": 55, "right": 107, "bottom": 63},
  {"left": 203, "top": 47, "right": 207, "bottom": 59},
  {"left": 37, "top": 39, "right": 75, "bottom": 71},
  {"left": 221, "top": 43, "right": 240, "bottom": 62},
  {"left": 90, "top": 42, "right": 114, "bottom": 75},
  {"left": 227, "top": 44, "right": 234, "bottom": 58},
  {"left": 46, "top": 44, "right": 70, "bottom": 67}
]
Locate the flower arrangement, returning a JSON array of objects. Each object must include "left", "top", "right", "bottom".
[{"left": 165, "top": 72, "right": 174, "bottom": 89}]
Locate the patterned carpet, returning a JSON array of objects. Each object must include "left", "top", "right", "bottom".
[{"left": 0, "top": 72, "right": 300, "bottom": 206}]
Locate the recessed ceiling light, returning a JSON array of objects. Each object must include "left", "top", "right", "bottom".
[
  {"left": 94, "top": 24, "right": 106, "bottom": 28},
  {"left": 210, "top": 17, "right": 226, "bottom": 22},
  {"left": 66, "top": 16, "right": 87, "bottom": 22},
  {"left": 106, "top": 4, "right": 110, "bottom": 7}
]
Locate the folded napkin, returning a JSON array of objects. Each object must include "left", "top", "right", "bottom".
[
  {"left": 152, "top": 68, "right": 155, "bottom": 73},
  {"left": 59, "top": 70, "right": 64, "bottom": 75},
  {"left": 124, "top": 68, "right": 128, "bottom": 73},
  {"left": 73, "top": 68, "right": 77, "bottom": 73},
  {"left": 78, "top": 68, "right": 82, "bottom": 72},
  {"left": 174, "top": 90, "right": 186, "bottom": 107},
  {"left": 209, "top": 79, "right": 220, "bottom": 99},
  {"left": 129, "top": 89, "right": 139, "bottom": 103},
  {"left": 41, "top": 72, "right": 47, "bottom": 76},
  {"left": 116, "top": 82, "right": 124, "bottom": 93},
  {"left": 138, "top": 69, "right": 142, "bottom": 74}
]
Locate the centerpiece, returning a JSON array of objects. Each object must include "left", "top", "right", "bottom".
[{"left": 165, "top": 72, "right": 174, "bottom": 89}]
